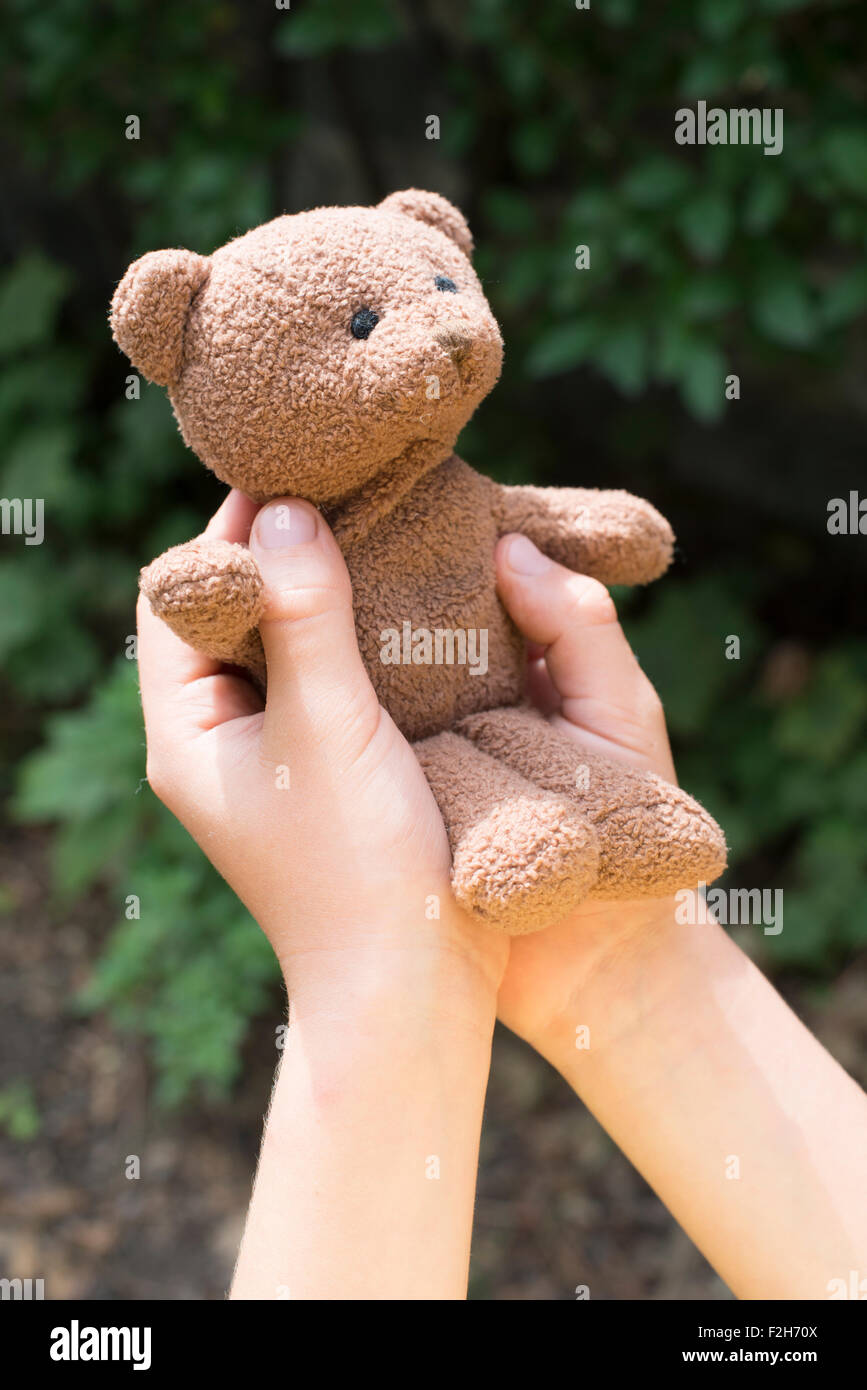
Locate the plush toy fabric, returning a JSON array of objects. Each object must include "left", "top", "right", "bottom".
[{"left": 112, "top": 189, "right": 726, "bottom": 934}]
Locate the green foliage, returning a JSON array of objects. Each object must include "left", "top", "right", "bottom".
[
  {"left": 274, "top": 0, "right": 405, "bottom": 56},
  {"left": 14, "top": 662, "right": 279, "bottom": 1103},
  {"left": 0, "top": 1081, "right": 40, "bottom": 1141},
  {"left": 626, "top": 590, "right": 867, "bottom": 969},
  {"left": 2, "top": 0, "right": 865, "bottom": 1102},
  {"left": 80, "top": 834, "right": 277, "bottom": 1107},
  {"left": 462, "top": 2, "right": 866, "bottom": 422},
  {"left": 0, "top": 254, "right": 71, "bottom": 354}
]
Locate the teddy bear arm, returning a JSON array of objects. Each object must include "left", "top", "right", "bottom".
[
  {"left": 491, "top": 483, "right": 675, "bottom": 586},
  {"left": 139, "top": 537, "right": 266, "bottom": 685}
]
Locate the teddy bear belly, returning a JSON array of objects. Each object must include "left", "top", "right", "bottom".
[
  {"left": 354, "top": 600, "right": 527, "bottom": 743},
  {"left": 341, "top": 455, "right": 525, "bottom": 742}
]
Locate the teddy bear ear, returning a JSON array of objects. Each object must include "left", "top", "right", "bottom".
[
  {"left": 378, "top": 189, "right": 474, "bottom": 259},
  {"left": 110, "top": 248, "right": 211, "bottom": 387}
]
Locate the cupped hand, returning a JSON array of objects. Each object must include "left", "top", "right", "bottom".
[
  {"left": 493, "top": 534, "right": 680, "bottom": 1049},
  {"left": 138, "top": 490, "right": 508, "bottom": 1024}
]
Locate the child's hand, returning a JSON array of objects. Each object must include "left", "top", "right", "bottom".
[
  {"left": 494, "top": 537, "right": 867, "bottom": 1301},
  {"left": 492, "top": 534, "right": 681, "bottom": 1048},
  {"left": 138, "top": 489, "right": 507, "bottom": 1026}
]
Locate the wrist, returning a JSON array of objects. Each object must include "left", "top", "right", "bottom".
[
  {"left": 271, "top": 954, "right": 498, "bottom": 1128},
  {"left": 530, "top": 896, "right": 712, "bottom": 1065},
  {"left": 272, "top": 902, "right": 504, "bottom": 1042}
]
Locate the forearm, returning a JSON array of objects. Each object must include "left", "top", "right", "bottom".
[
  {"left": 535, "top": 902, "right": 867, "bottom": 1299},
  {"left": 230, "top": 941, "right": 497, "bottom": 1300}
]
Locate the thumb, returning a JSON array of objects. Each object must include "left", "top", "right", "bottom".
[{"left": 249, "top": 498, "right": 380, "bottom": 766}]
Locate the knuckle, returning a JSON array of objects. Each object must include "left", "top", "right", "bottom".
[
  {"left": 261, "top": 577, "right": 352, "bottom": 628},
  {"left": 567, "top": 574, "right": 618, "bottom": 626}
]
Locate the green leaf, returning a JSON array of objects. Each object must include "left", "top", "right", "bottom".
[
  {"left": 565, "top": 189, "right": 619, "bottom": 229},
  {"left": 0, "top": 1082, "right": 40, "bottom": 1141},
  {"left": 821, "top": 127, "right": 867, "bottom": 198},
  {"left": 525, "top": 320, "right": 598, "bottom": 377},
  {"left": 497, "top": 45, "right": 543, "bottom": 102},
  {"left": 14, "top": 661, "right": 145, "bottom": 826},
  {"left": 273, "top": 0, "right": 403, "bottom": 56},
  {"left": 752, "top": 270, "right": 818, "bottom": 347},
  {"left": 679, "top": 341, "right": 728, "bottom": 422},
  {"left": 621, "top": 156, "right": 691, "bottom": 209},
  {"left": 593, "top": 322, "right": 648, "bottom": 395},
  {"left": 698, "top": 0, "right": 745, "bottom": 40},
  {"left": 625, "top": 579, "right": 761, "bottom": 738},
  {"left": 819, "top": 266, "right": 867, "bottom": 329},
  {"left": 774, "top": 648, "right": 867, "bottom": 766},
  {"left": 482, "top": 187, "right": 538, "bottom": 238},
  {"left": 742, "top": 175, "right": 787, "bottom": 234},
  {"left": 6, "top": 620, "right": 101, "bottom": 703},
  {"left": 601, "top": 0, "right": 637, "bottom": 26},
  {"left": 0, "top": 254, "right": 71, "bottom": 356},
  {"left": 678, "top": 53, "right": 732, "bottom": 98},
  {"left": 678, "top": 190, "right": 733, "bottom": 261},
  {"left": 0, "top": 560, "right": 50, "bottom": 658},
  {"left": 3, "top": 422, "right": 78, "bottom": 506},
  {"left": 511, "top": 118, "right": 557, "bottom": 176},
  {"left": 0, "top": 351, "right": 86, "bottom": 427},
  {"left": 655, "top": 321, "right": 698, "bottom": 381},
  {"left": 673, "top": 272, "right": 738, "bottom": 322}
]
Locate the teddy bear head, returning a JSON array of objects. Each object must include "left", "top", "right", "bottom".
[{"left": 110, "top": 190, "right": 503, "bottom": 506}]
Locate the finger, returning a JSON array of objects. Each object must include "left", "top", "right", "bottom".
[
  {"left": 496, "top": 533, "right": 674, "bottom": 775},
  {"left": 525, "top": 654, "right": 562, "bottom": 716},
  {"left": 497, "top": 533, "right": 646, "bottom": 704},
  {"left": 248, "top": 498, "right": 381, "bottom": 765},
  {"left": 137, "top": 586, "right": 219, "bottom": 699},
  {"left": 203, "top": 488, "right": 260, "bottom": 543}
]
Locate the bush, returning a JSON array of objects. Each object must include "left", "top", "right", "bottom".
[{"left": 3, "top": 0, "right": 866, "bottom": 1101}]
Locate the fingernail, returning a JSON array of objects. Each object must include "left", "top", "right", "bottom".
[
  {"left": 255, "top": 501, "right": 317, "bottom": 548},
  {"left": 506, "top": 535, "right": 551, "bottom": 576}
]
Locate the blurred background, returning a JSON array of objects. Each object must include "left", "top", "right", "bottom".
[{"left": 1, "top": 0, "right": 865, "bottom": 1299}]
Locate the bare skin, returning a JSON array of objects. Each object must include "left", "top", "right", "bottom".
[{"left": 139, "top": 490, "right": 867, "bottom": 1300}]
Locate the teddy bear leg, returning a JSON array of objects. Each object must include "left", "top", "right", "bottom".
[
  {"left": 455, "top": 705, "right": 727, "bottom": 900},
  {"left": 140, "top": 537, "right": 266, "bottom": 685},
  {"left": 414, "top": 729, "right": 600, "bottom": 935}
]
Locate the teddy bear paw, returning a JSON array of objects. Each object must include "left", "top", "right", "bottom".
[{"left": 140, "top": 538, "right": 264, "bottom": 649}]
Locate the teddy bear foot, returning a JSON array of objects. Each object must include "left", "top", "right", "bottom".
[
  {"left": 450, "top": 794, "right": 600, "bottom": 934},
  {"left": 588, "top": 787, "right": 727, "bottom": 901},
  {"left": 415, "top": 729, "right": 600, "bottom": 935},
  {"left": 455, "top": 705, "right": 727, "bottom": 902}
]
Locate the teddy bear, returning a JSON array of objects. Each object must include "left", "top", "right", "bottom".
[{"left": 111, "top": 188, "right": 726, "bottom": 934}]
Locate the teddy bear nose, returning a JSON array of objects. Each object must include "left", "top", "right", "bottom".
[{"left": 434, "top": 327, "right": 473, "bottom": 364}]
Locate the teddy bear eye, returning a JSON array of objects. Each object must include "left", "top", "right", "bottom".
[
  {"left": 435, "top": 276, "right": 458, "bottom": 293},
  {"left": 350, "top": 308, "right": 379, "bottom": 339}
]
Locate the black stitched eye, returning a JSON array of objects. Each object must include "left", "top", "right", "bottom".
[
  {"left": 350, "top": 308, "right": 379, "bottom": 339},
  {"left": 435, "top": 276, "right": 458, "bottom": 293}
]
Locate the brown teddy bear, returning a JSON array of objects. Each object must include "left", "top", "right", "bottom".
[{"left": 111, "top": 188, "right": 726, "bottom": 934}]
